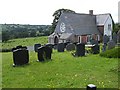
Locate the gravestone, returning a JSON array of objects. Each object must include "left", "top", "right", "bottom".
[
  {"left": 44, "top": 45, "right": 52, "bottom": 59},
  {"left": 66, "top": 43, "right": 75, "bottom": 51},
  {"left": 37, "top": 45, "right": 52, "bottom": 62},
  {"left": 102, "top": 44, "right": 107, "bottom": 52},
  {"left": 57, "top": 43, "right": 65, "bottom": 52},
  {"left": 76, "top": 43, "right": 85, "bottom": 56},
  {"left": 107, "top": 40, "right": 115, "bottom": 50},
  {"left": 12, "top": 46, "right": 29, "bottom": 66},
  {"left": 37, "top": 46, "right": 45, "bottom": 62},
  {"left": 117, "top": 30, "right": 120, "bottom": 43},
  {"left": 45, "top": 43, "right": 53, "bottom": 48},
  {"left": 112, "top": 32, "right": 117, "bottom": 43},
  {"left": 34, "top": 44, "right": 41, "bottom": 52},
  {"left": 64, "top": 41, "right": 70, "bottom": 48},
  {"left": 103, "top": 35, "right": 109, "bottom": 44},
  {"left": 91, "top": 45, "right": 100, "bottom": 54}
]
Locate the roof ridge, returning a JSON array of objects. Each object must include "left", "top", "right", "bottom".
[{"left": 96, "top": 13, "right": 111, "bottom": 15}]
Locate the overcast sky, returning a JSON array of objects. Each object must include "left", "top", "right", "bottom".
[{"left": 0, "top": 0, "right": 119, "bottom": 25}]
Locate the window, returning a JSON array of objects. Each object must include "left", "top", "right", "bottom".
[{"left": 108, "top": 24, "right": 111, "bottom": 31}]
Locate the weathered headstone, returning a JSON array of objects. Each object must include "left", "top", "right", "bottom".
[
  {"left": 112, "top": 32, "right": 117, "bottom": 43},
  {"left": 117, "top": 30, "right": 120, "bottom": 43},
  {"left": 107, "top": 40, "right": 115, "bottom": 50},
  {"left": 12, "top": 46, "right": 29, "bottom": 66},
  {"left": 91, "top": 45, "right": 100, "bottom": 54},
  {"left": 102, "top": 44, "right": 107, "bottom": 52},
  {"left": 76, "top": 43, "right": 85, "bottom": 56},
  {"left": 103, "top": 35, "right": 109, "bottom": 44},
  {"left": 57, "top": 43, "right": 65, "bottom": 52},
  {"left": 34, "top": 44, "right": 41, "bottom": 52},
  {"left": 66, "top": 43, "right": 75, "bottom": 51}
]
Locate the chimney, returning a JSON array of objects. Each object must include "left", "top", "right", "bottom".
[{"left": 89, "top": 10, "right": 93, "bottom": 15}]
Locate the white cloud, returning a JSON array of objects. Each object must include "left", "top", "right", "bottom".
[{"left": 0, "top": 0, "right": 119, "bottom": 24}]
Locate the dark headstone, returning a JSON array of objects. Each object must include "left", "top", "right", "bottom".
[
  {"left": 13, "top": 49, "right": 29, "bottom": 66},
  {"left": 57, "top": 43, "right": 65, "bottom": 52},
  {"left": 91, "top": 45, "right": 100, "bottom": 54},
  {"left": 103, "top": 35, "right": 109, "bottom": 44},
  {"left": 66, "top": 43, "right": 75, "bottom": 51},
  {"left": 16, "top": 45, "right": 23, "bottom": 49},
  {"left": 37, "top": 46, "right": 45, "bottom": 62},
  {"left": 102, "top": 44, "right": 107, "bottom": 52},
  {"left": 64, "top": 41, "right": 70, "bottom": 48},
  {"left": 107, "top": 40, "right": 116, "bottom": 50},
  {"left": 37, "top": 45, "right": 52, "bottom": 62},
  {"left": 76, "top": 43, "right": 85, "bottom": 56},
  {"left": 45, "top": 43, "right": 53, "bottom": 47},
  {"left": 34, "top": 44, "right": 41, "bottom": 52},
  {"left": 12, "top": 46, "right": 27, "bottom": 52},
  {"left": 113, "top": 32, "right": 117, "bottom": 43},
  {"left": 87, "top": 84, "right": 96, "bottom": 90},
  {"left": 44, "top": 45, "right": 52, "bottom": 59}
]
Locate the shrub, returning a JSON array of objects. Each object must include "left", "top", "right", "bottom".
[
  {"left": 100, "top": 47, "right": 120, "bottom": 58},
  {"left": 0, "top": 48, "right": 12, "bottom": 52}
]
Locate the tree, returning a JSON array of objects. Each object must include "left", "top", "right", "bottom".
[
  {"left": 2, "top": 31, "right": 10, "bottom": 42},
  {"left": 51, "top": 8, "right": 75, "bottom": 31},
  {"left": 113, "top": 23, "right": 120, "bottom": 33}
]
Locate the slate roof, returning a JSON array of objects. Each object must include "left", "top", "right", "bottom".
[
  {"left": 96, "top": 14, "right": 110, "bottom": 25},
  {"left": 55, "top": 13, "right": 100, "bottom": 35},
  {"left": 60, "top": 33, "right": 73, "bottom": 39}
]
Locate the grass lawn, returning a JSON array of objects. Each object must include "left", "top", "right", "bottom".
[
  {"left": 1, "top": 36, "right": 48, "bottom": 49},
  {"left": 2, "top": 50, "right": 118, "bottom": 88},
  {"left": 1, "top": 36, "right": 119, "bottom": 89}
]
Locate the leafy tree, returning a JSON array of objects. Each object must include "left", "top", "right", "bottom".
[
  {"left": 2, "top": 31, "right": 10, "bottom": 42},
  {"left": 113, "top": 23, "right": 120, "bottom": 33},
  {"left": 51, "top": 8, "right": 75, "bottom": 31}
]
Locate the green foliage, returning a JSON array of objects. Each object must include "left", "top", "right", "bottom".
[
  {"left": 2, "top": 51, "right": 118, "bottom": 88},
  {"left": 2, "top": 31, "right": 10, "bottom": 42},
  {"left": 113, "top": 23, "right": 120, "bottom": 33},
  {"left": 100, "top": 47, "right": 120, "bottom": 58},
  {"left": 1, "top": 24, "right": 51, "bottom": 41},
  {"left": 52, "top": 8, "right": 75, "bottom": 30}
]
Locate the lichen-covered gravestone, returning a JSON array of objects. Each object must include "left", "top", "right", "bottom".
[
  {"left": 66, "top": 43, "right": 75, "bottom": 51},
  {"left": 113, "top": 32, "right": 117, "bottom": 44},
  {"left": 103, "top": 35, "right": 109, "bottom": 44},
  {"left": 107, "top": 40, "right": 116, "bottom": 50}
]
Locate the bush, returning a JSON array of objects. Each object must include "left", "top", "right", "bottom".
[
  {"left": 0, "top": 48, "right": 12, "bottom": 52},
  {"left": 100, "top": 47, "right": 120, "bottom": 58}
]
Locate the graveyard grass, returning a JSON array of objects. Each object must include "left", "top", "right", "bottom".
[{"left": 1, "top": 36, "right": 119, "bottom": 88}]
